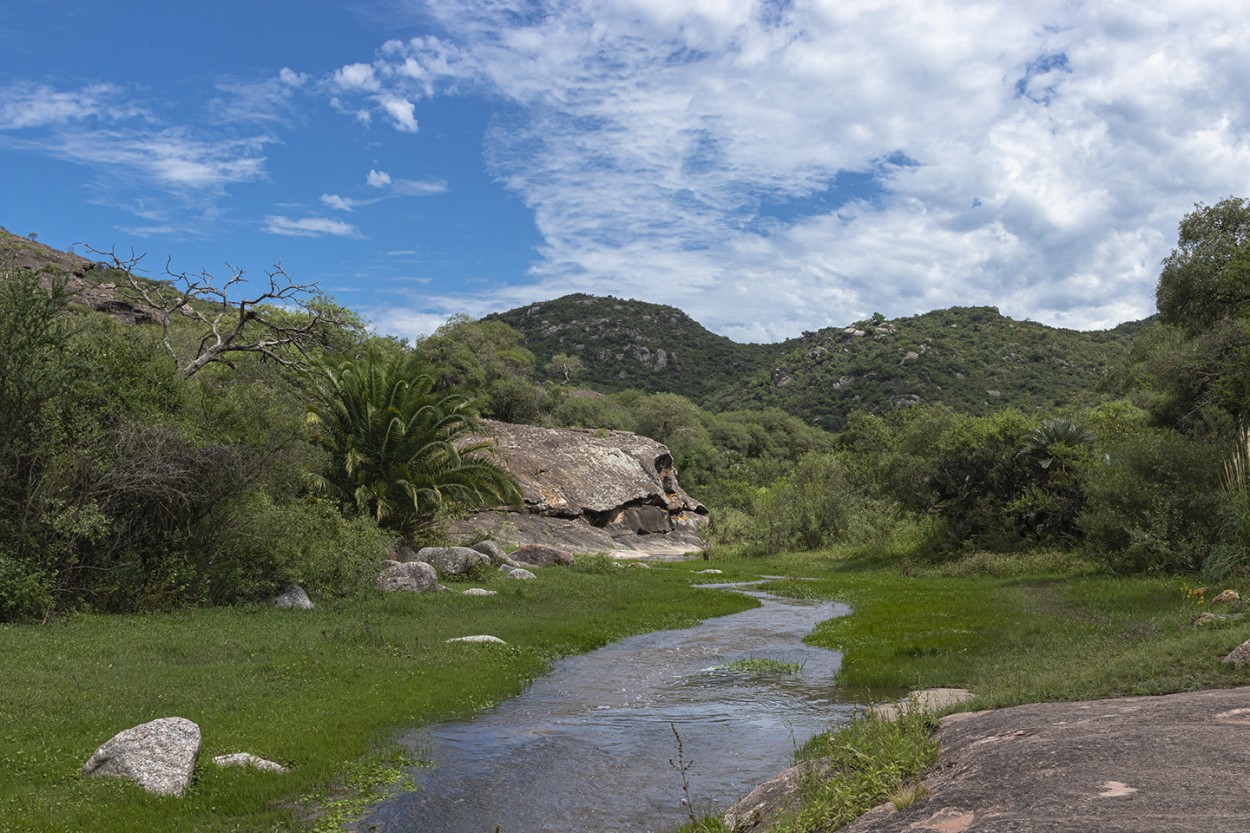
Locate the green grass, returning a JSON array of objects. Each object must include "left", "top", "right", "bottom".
[
  {"left": 715, "top": 657, "right": 802, "bottom": 676},
  {"left": 0, "top": 565, "right": 755, "bottom": 833}
]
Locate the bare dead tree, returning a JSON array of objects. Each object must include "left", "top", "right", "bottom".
[{"left": 86, "top": 246, "right": 357, "bottom": 377}]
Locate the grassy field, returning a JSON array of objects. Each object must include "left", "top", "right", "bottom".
[
  {"left": 6, "top": 550, "right": 1250, "bottom": 833},
  {"left": 0, "top": 562, "right": 755, "bottom": 833}
]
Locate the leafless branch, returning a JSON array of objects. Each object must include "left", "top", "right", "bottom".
[{"left": 86, "top": 246, "right": 356, "bottom": 377}]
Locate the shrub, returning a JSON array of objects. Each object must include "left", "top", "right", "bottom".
[{"left": 1079, "top": 428, "right": 1222, "bottom": 573}]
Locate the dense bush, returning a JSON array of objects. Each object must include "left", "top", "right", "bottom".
[
  {"left": 1078, "top": 428, "right": 1223, "bottom": 573},
  {"left": 0, "top": 268, "right": 393, "bottom": 620}
]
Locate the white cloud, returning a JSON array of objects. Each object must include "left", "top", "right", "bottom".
[
  {"left": 52, "top": 127, "right": 271, "bottom": 190},
  {"left": 0, "top": 81, "right": 147, "bottom": 129},
  {"left": 391, "top": 177, "right": 446, "bottom": 196},
  {"left": 264, "top": 215, "right": 362, "bottom": 238},
  {"left": 377, "top": 95, "right": 418, "bottom": 132},
  {"left": 346, "top": 0, "right": 1250, "bottom": 337},
  {"left": 333, "top": 62, "right": 380, "bottom": 92},
  {"left": 367, "top": 168, "right": 392, "bottom": 188},
  {"left": 208, "top": 69, "right": 310, "bottom": 124}
]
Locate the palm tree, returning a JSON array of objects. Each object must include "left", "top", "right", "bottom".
[{"left": 305, "top": 350, "right": 520, "bottom": 540}]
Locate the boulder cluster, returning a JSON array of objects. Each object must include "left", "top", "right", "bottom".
[{"left": 81, "top": 717, "right": 284, "bottom": 797}]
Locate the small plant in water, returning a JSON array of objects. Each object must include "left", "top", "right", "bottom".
[
  {"left": 716, "top": 657, "right": 802, "bottom": 676},
  {"left": 669, "top": 722, "right": 699, "bottom": 825}
]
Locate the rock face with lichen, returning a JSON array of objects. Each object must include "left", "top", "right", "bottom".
[{"left": 452, "top": 420, "right": 707, "bottom": 556}]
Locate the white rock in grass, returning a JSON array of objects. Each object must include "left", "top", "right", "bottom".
[
  {"left": 462, "top": 588, "right": 498, "bottom": 596},
  {"left": 505, "top": 568, "right": 536, "bottom": 580},
  {"left": 82, "top": 717, "right": 201, "bottom": 796},
  {"left": 272, "top": 584, "right": 313, "bottom": 609},
  {"left": 212, "top": 752, "right": 287, "bottom": 773},
  {"left": 446, "top": 635, "right": 508, "bottom": 645}
]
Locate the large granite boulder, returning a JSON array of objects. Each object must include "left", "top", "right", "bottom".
[
  {"left": 451, "top": 420, "right": 708, "bottom": 556},
  {"left": 82, "top": 717, "right": 201, "bottom": 796}
]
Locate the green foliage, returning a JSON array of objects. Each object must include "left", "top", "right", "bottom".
[
  {"left": 415, "top": 314, "right": 535, "bottom": 393},
  {"left": 1078, "top": 428, "right": 1223, "bottom": 573},
  {"left": 487, "top": 293, "right": 787, "bottom": 401},
  {"left": 306, "top": 350, "right": 522, "bottom": 541},
  {"left": 1157, "top": 197, "right": 1250, "bottom": 332}
]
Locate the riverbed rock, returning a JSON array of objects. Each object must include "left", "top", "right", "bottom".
[
  {"left": 449, "top": 420, "right": 708, "bottom": 556},
  {"left": 212, "top": 752, "right": 287, "bottom": 773},
  {"left": 416, "top": 546, "right": 492, "bottom": 577},
  {"left": 272, "top": 584, "right": 313, "bottom": 609},
  {"left": 723, "top": 760, "right": 821, "bottom": 832},
  {"left": 446, "top": 635, "right": 507, "bottom": 645},
  {"left": 510, "top": 543, "right": 574, "bottom": 567},
  {"left": 82, "top": 717, "right": 201, "bottom": 796},
  {"left": 376, "top": 560, "right": 442, "bottom": 593}
]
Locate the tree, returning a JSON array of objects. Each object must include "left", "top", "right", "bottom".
[
  {"left": 1147, "top": 199, "right": 1250, "bottom": 425},
  {"left": 547, "top": 352, "right": 584, "bottom": 384},
  {"left": 305, "top": 350, "right": 521, "bottom": 540},
  {"left": 92, "top": 248, "right": 358, "bottom": 377},
  {"left": 1157, "top": 197, "right": 1250, "bottom": 332}
]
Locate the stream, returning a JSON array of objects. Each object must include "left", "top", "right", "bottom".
[{"left": 357, "top": 584, "right": 859, "bottom": 833}]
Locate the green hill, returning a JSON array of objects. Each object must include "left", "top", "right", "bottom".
[
  {"left": 492, "top": 295, "right": 1145, "bottom": 429},
  {"left": 485, "top": 293, "right": 794, "bottom": 402}
]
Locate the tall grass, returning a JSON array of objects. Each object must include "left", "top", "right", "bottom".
[{"left": 1209, "top": 427, "right": 1250, "bottom": 581}]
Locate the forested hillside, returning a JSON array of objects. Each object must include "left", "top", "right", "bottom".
[
  {"left": 492, "top": 293, "right": 1144, "bottom": 428},
  {"left": 485, "top": 294, "right": 792, "bottom": 402}
]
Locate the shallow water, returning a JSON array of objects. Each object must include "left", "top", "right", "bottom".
[{"left": 358, "top": 588, "right": 857, "bottom": 833}]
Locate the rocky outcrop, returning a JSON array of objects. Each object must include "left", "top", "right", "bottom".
[
  {"left": 82, "top": 717, "right": 201, "bottom": 796},
  {"left": 452, "top": 420, "right": 708, "bottom": 556},
  {"left": 1, "top": 232, "right": 160, "bottom": 324}
]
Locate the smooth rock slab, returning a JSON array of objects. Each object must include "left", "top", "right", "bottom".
[
  {"left": 837, "top": 686, "right": 1250, "bottom": 833},
  {"left": 212, "top": 752, "right": 287, "bottom": 773},
  {"left": 446, "top": 635, "right": 507, "bottom": 645},
  {"left": 82, "top": 717, "right": 201, "bottom": 796}
]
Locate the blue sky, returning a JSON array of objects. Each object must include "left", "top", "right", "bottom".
[{"left": 3, "top": 1, "right": 1249, "bottom": 343}]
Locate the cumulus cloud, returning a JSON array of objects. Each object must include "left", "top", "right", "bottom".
[
  {"left": 347, "top": 0, "right": 1250, "bottom": 338},
  {"left": 367, "top": 168, "right": 392, "bottom": 188},
  {"left": 264, "top": 215, "right": 361, "bottom": 237}
]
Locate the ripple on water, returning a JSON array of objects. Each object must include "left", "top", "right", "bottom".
[{"left": 358, "top": 590, "right": 858, "bottom": 833}]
